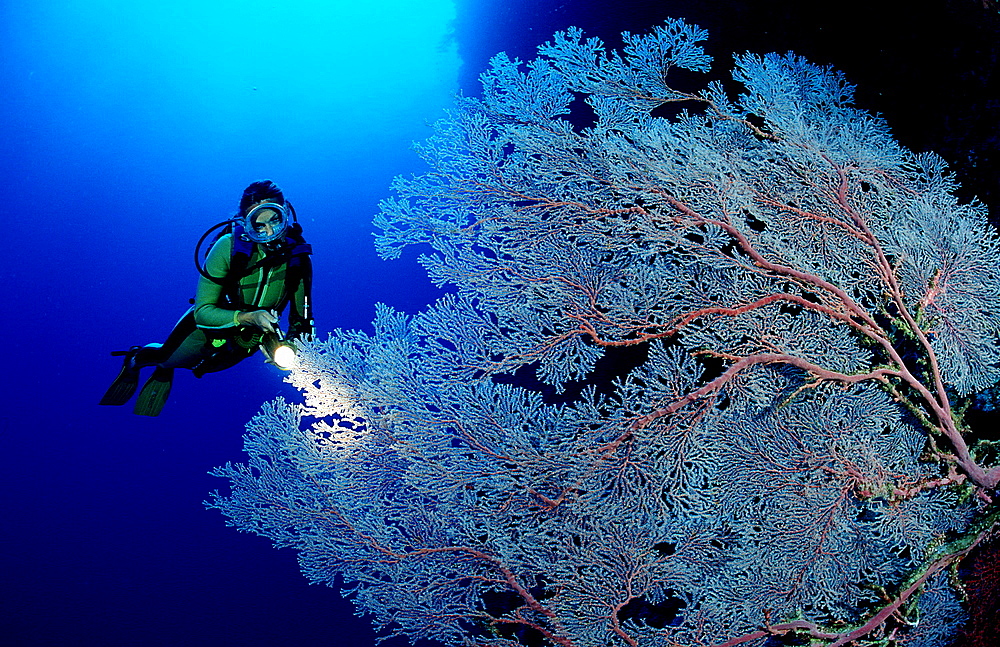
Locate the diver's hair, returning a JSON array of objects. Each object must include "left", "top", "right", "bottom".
[{"left": 239, "top": 179, "right": 285, "bottom": 215}]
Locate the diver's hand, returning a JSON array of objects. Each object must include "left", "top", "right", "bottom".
[{"left": 238, "top": 309, "right": 278, "bottom": 333}]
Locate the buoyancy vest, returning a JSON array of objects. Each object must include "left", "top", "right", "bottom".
[{"left": 224, "top": 221, "right": 313, "bottom": 313}]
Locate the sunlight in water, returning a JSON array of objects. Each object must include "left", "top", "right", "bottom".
[{"left": 6, "top": 0, "right": 461, "bottom": 172}]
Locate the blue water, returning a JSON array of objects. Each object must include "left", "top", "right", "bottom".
[{"left": 2, "top": 1, "right": 996, "bottom": 645}]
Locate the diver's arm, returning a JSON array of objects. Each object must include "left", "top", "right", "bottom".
[
  {"left": 193, "top": 235, "right": 279, "bottom": 332},
  {"left": 193, "top": 235, "right": 244, "bottom": 329}
]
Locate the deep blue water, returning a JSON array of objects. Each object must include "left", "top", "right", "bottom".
[{"left": 2, "top": 1, "right": 997, "bottom": 645}]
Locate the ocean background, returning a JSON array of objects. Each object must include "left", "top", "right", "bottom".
[{"left": 2, "top": 1, "right": 997, "bottom": 645}]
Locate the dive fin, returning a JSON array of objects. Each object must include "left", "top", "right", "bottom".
[
  {"left": 133, "top": 367, "right": 174, "bottom": 417},
  {"left": 99, "top": 348, "right": 141, "bottom": 406}
]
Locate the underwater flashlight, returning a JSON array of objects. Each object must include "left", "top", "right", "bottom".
[{"left": 261, "top": 330, "right": 298, "bottom": 370}]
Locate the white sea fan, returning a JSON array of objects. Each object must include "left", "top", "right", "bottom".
[{"left": 211, "top": 18, "right": 999, "bottom": 647}]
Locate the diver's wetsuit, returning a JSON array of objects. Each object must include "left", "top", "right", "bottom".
[{"left": 137, "top": 232, "right": 313, "bottom": 375}]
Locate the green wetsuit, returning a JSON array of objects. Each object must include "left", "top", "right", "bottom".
[{"left": 157, "top": 233, "right": 313, "bottom": 372}]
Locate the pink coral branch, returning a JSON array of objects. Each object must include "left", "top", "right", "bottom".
[
  {"left": 823, "top": 159, "right": 993, "bottom": 487},
  {"left": 642, "top": 184, "right": 998, "bottom": 489},
  {"left": 316, "top": 502, "right": 578, "bottom": 647},
  {"left": 630, "top": 352, "right": 900, "bottom": 433}
]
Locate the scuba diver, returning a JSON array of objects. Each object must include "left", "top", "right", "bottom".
[{"left": 100, "top": 179, "right": 314, "bottom": 416}]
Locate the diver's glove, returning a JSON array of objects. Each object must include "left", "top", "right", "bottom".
[{"left": 238, "top": 309, "right": 279, "bottom": 333}]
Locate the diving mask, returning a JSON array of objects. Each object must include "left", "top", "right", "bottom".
[{"left": 243, "top": 202, "right": 290, "bottom": 244}]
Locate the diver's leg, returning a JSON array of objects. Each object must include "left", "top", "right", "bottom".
[
  {"left": 133, "top": 328, "right": 212, "bottom": 417},
  {"left": 191, "top": 344, "right": 255, "bottom": 377},
  {"left": 101, "top": 309, "right": 197, "bottom": 407},
  {"left": 157, "top": 328, "right": 211, "bottom": 369},
  {"left": 99, "top": 343, "right": 175, "bottom": 406}
]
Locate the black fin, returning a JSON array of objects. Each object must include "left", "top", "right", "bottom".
[
  {"left": 99, "top": 348, "right": 141, "bottom": 406},
  {"left": 133, "top": 367, "right": 174, "bottom": 417}
]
